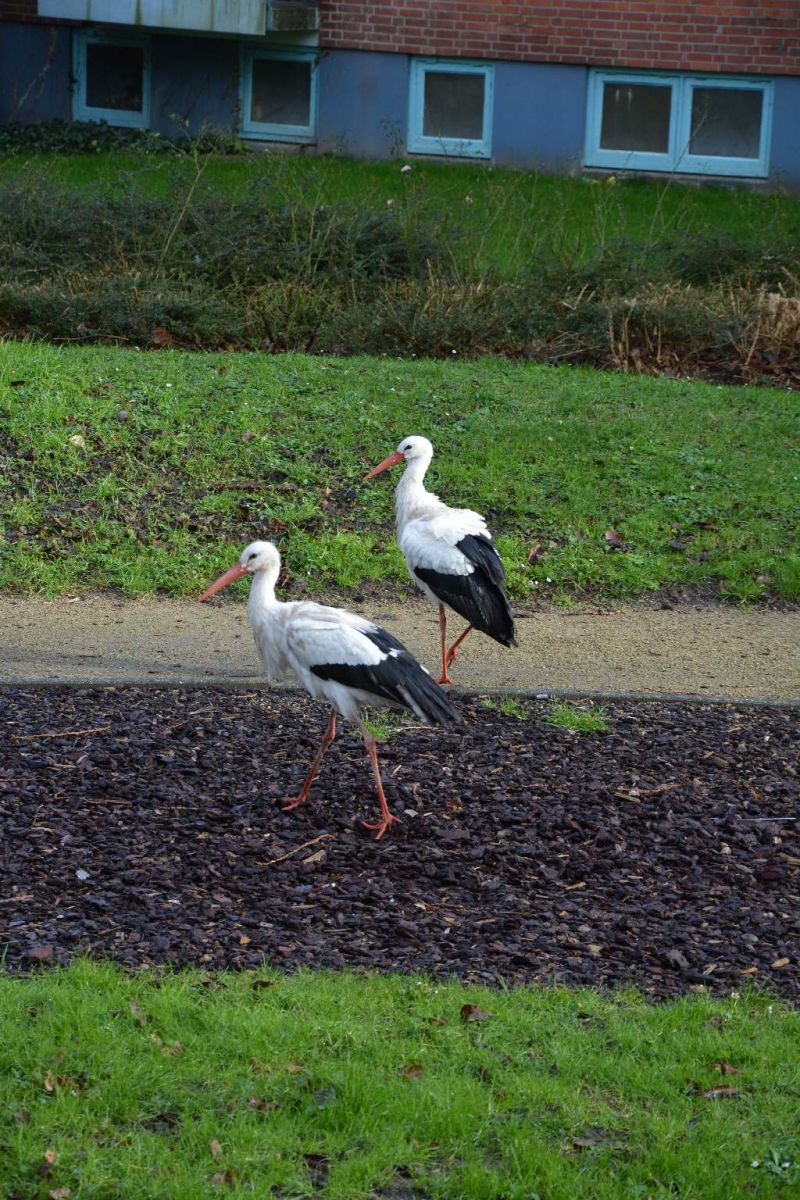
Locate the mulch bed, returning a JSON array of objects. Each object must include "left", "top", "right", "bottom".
[{"left": 1, "top": 687, "right": 798, "bottom": 999}]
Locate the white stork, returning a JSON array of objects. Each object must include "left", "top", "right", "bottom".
[
  {"left": 364, "top": 436, "right": 516, "bottom": 685},
  {"left": 198, "top": 540, "right": 459, "bottom": 839}
]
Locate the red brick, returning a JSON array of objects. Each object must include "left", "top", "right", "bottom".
[{"left": 317, "top": 1, "right": 800, "bottom": 74}]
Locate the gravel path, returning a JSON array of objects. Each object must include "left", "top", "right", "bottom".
[
  {"left": 2, "top": 594, "right": 799, "bottom": 700},
  {"left": 2, "top": 687, "right": 798, "bottom": 998}
]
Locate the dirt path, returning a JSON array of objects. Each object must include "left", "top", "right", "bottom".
[{"left": 1, "top": 594, "right": 798, "bottom": 702}]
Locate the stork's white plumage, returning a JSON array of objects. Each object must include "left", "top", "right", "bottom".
[
  {"left": 198, "top": 540, "right": 458, "bottom": 839},
  {"left": 364, "top": 436, "right": 516, "bottom": 684}
]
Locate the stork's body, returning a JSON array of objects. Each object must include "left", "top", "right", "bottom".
[
  {"left": 365, "top": 437, "right": 516, "bottom": 684},
  {"left": 199, "top": 541, "right": 458, "bottom": 838}
]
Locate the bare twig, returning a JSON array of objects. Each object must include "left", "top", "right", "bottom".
[
  {"left": 11, "top": 725, "right": 111, "bottom": 742},
  {"left": 154, "top": 148, "right": 208, "bottom": 281},
  {"left": 256, "top": 832, "right": 336, "bottom": 868}
]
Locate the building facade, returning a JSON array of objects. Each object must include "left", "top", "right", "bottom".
[{"left": 1, "top": 1, "right": 799, "bottom": 187}]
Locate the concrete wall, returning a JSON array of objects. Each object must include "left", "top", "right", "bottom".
[
  {"left": 317, "top": 49, "right": 408, "bottom": 158},
  {"left": 0, "top": 22, "right": 71, "bottom": 123},
  {"left": 770, "top": 75, "right": 800, "bottom": 190},
  {"left": 493, "top": 61, "right": 586, "bottom": 173},
  {"left": 149, "top": 34, "right": 239, "bottom": 137}
]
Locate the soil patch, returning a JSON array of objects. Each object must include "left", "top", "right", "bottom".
[{"left": 2, "top": 688, "right": 798, "bottom": 999}]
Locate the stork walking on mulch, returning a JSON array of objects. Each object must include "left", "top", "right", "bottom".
[
  {"left": 199, "top": 540, "right": 459, "bottom": 839},
  {"left": 364, "top": 435, "right": 517, "bottom": 685}
]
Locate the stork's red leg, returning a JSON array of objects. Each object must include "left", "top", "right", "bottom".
[
  {"left": 435, "top": 603, "right": 454, "bottom": 685},
  {"left": 446, "top": 623, "right": 474, "bottom": 668},
  {"left": 282, "top": 709, "right": 337, "bottom": 811},
  {"left": 357, "top": 721, "right": 401, "bottom": 839}
]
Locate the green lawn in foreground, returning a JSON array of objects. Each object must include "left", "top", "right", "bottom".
[
  {"left": 2, "top": 149, "right": 799, "bottom": 278},
  {"left": 1, "top": 962, "right": 797, "bottom": 1199},
  {"left": 1, "top": 343, "right": 798, "bottom": 603}
]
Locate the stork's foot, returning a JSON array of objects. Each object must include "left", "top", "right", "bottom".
[
  {"left": 361, "top": 811, "right": 401, "bottom": 840},
  {"left": 281, "top": 795, "right": 308, "bottom": 812},
  {"left": 435, "top": 672, "right": 455, "bottom": 686}
]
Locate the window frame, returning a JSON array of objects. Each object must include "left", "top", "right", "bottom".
[
  {"left": 240, "top": 46, "right": 319, "bottom": 143},
  {"left": 407, "top": 58, "right": 494, "bottom": 159},
  {"left": 72, "top": 29, "right": 151, "bottom": 129},
  {"left": 585, "top": 70, "right": 773, "bottom": 179}
]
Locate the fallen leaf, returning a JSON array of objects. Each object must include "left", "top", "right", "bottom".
[
  {"left": 48, "top": 1190, "right": 71, "bottom": 1200},
  {"left": 251, "top": 979, "right": 275, "bottom": 991},
  {"left": 26, "top": 945, "right": 54, "bottom": 961},
  {"left": 130, "top": 1000, "right": 150, "bottom": 1027},
  {"left": 246, "top": 1096, "right": 281, "bottom": 1112},
  {"left": 460, "top": 1003, "right": 493, "bottom": 1023},
  {"left": 771, "top": 957, "right": 790, "bottom": 969},
  {"left": 152, "top": 326, "right": 175, "bottom": 347},
  {"left": 702, "top": 1085, "right": 740, "bottom": 1100},
  {"left": 302, "top": 849, "right": 327, "bottom": 866},
  {"left": 239, "top": 934, "right": 251, "bottom": 946},
  {"left": 44, "top": 1072, "right": 56, "bottom": 1093},
  {"left": 527, "top": 543, "right": 544, "bottom": 564},
  {"left": 604, "top": 528, "right": 630, "bottom": 552},
  {"left": 399, "top": 1063, "right": 424, "bottom": 1079},
  {"left": 43, "top": 1149, "right": 58, "bottom": 1165},
  {"left": 710, "top": 1061, "right": 740, "bottom": 1076},
  {"left": 285, "top": 1063, "right": 306, "bottom": 1074},
  {"left": 211, "top": 1169, "right": 235, "bottom": 1187},
  {"left": 209, "top": 1138, "right": 222, "bottom": 1160},
  {"left": 241, "top": 431, "right": 255, "bottom": 442},
  {"left": 161, "top": 1041, "right": 183, "bottom": 1056},
  {"left": 67, "top": 435, "right": 86, "bottom": 450}
]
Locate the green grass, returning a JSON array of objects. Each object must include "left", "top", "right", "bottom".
[
  {"left": 2, "top": 150, "right": 799, "bottom": 279},
  {"left": 1, "top": 961, "right": 798, "bottom": 1200},
  {"left": 545, "top": 700, "right": 610, "bottom": 733},
  {"left": 480, "top": 696, "right": 529, "bottom": 719},
  {"left": 1, "top": 343, "right": 798, "bottom": 604}
]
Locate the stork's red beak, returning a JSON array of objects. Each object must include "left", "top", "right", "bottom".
[
  {"left": 363, "top": 450, "right": 405, "bottom": 481},
  {"left": 198, "top": 561, "right": 249, "bottom": 602}
]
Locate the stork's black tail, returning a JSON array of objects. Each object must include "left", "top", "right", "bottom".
[
  {"left": 414, "top": 534, "right": 517, "bottom": 648},
  {"left": 310, "top": 626, "right": 460, "bottom": 726}
]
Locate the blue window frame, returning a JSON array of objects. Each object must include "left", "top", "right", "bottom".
[
  {"left": 408, "top": 59, "right": 494, "bottom": 159},
  {"left": 73, "top": 30, "right": 151, "bottom": 129},
  {"left": 585, "top": 70, "right": 773, "bottom": 178},
  {"left": 240, "top": 47, "right": 318, "bottom": 142}
]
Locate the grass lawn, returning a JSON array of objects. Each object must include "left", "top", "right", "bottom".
[
  {"left": 1, "top": 961, "right": 798, "bottom": 1199},
  {"left": 3, "top": 149, "right": 799, "bottom": 279},
  {"left": 1, "top": 343, "right": 798, "bottom": 604}
]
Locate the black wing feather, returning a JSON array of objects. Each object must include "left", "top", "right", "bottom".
[
  {"left": 310, "top": 626, "right": 460, "bottom": 726},
  {"left": 414, "top": 534, "right": 517, "bottom": 647}
]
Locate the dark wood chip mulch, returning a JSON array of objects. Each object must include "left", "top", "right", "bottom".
[{"left": 1, "top": 687, "right": 798, "bottom": 999}]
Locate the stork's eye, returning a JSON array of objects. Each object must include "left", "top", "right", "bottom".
[{"left": 247, "top": 552, "right": 258, "bottom": 562}]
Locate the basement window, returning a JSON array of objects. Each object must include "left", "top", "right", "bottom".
[
  {"left": 240, "top": 48, "right": 318, "bottom": 141},
  {"left": 585, "top": 71, "right": 773, "bottom": 178},
  {"left": 73, "top": 31, "right": 150, "bottom": 128},
  {"left": 408, "top": 59, "right": 494, "bottom": 158}
]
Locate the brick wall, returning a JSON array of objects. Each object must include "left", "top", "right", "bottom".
[{"left": 318, "top": 2, "right": 800, "bottom": 75}]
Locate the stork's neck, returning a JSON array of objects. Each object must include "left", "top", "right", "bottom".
[
  {"left": 247, "top": 564, "right": 281, "bottom": 614},
  {"left": 395, "top": 453, "right": 437, "bottom": 526}
]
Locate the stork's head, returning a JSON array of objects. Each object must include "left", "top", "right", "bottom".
[
  {"left": 198, "top": 540, "right": 281, "bottom": 601},
  {"left": 363, "top": 435, "right": 433, "bottom": 480}
]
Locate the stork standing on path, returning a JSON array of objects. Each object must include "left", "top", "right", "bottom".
[
  {"left": 364, "top": 436, "right": 517, "bottom": 685},
  {"left": 199, "top": 541, "right": 459, "bottom": 839}
]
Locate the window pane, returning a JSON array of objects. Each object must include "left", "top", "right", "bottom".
[
  {"left": 690, "top": 87, "right": 763, "bottom": 158},
  {"left": 600, "top": 83, "right": 671, "bottom": 152},
  {"left": 86, "top": 43, "right": 144, "bottom": 112},
  {"left": 423, "top": 71, "right": 485, "bottom": 141},
  {"left": 251, "top": 59, "right": 311, "bottom": 127}
]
